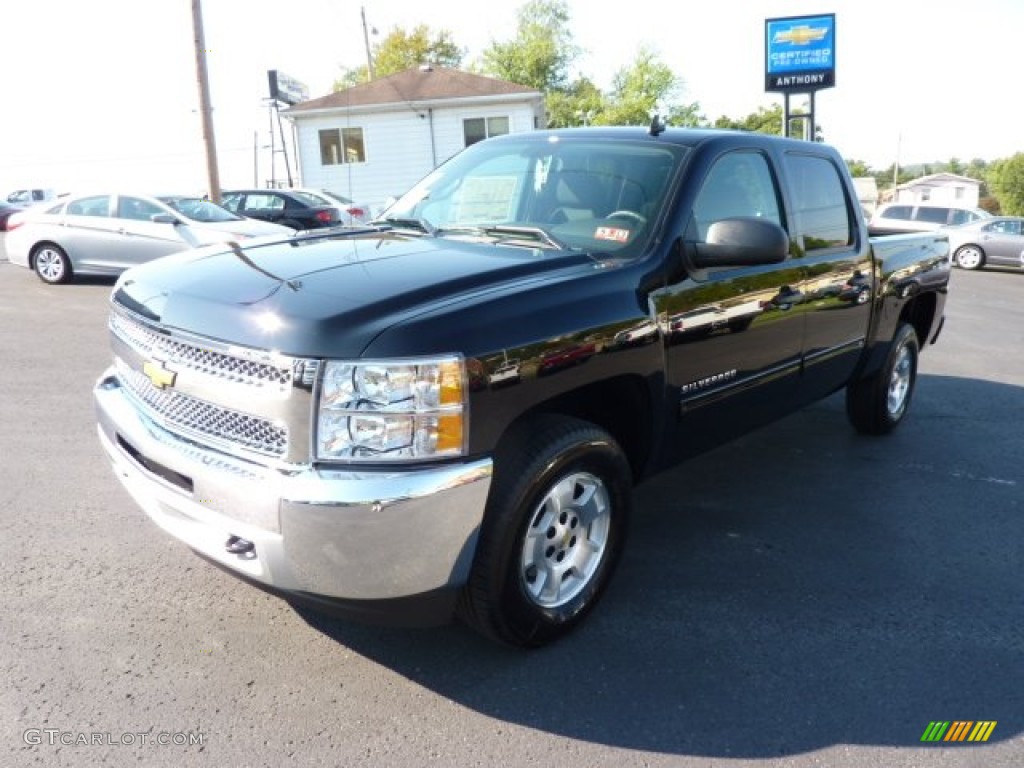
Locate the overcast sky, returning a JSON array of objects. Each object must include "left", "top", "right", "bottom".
[{"left": 2, "top": 0, "right": 1019, "bottom": 194}]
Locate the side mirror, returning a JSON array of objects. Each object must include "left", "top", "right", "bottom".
[
  {"left": 691, "top": 217, "right": 789, "bottom": 269},
  {"left": 151, "top": 213, "right": 179, "bottom": 225}
]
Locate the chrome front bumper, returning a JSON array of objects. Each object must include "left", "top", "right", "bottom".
[{"left": 94, "top": 368, "right": 492, "bottom": 617}]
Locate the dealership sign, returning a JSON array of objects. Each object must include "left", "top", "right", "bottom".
[
  {"left": 765, "top": 14, "right": 835, "bottom": 92},
  {"left": 268, "top": 70, "right": 309, "bottom": 106}
]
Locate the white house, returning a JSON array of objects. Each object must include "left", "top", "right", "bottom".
[
  {"left": 852, "top": 177, "right": 879, "bottom": 217},
  {"left": 892, "top": 173, "right": 981, "bottom": 207},
  {"left": 284, "top": 66, "right": 545, "bottom": 213}
]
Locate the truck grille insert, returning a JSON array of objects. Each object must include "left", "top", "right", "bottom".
[
  {"left": 118, "top": 364, "right": 288, "bottom": 457},
  {"left": 110, "top": 309, "right": 292, "bottom": 391},
  {"left": 110, "top": 307, "right": 295, "bottom": 458}
]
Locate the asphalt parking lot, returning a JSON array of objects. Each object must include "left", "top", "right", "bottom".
[{"left": 1, "top": 252, "right": 1021, "bottom": 767}]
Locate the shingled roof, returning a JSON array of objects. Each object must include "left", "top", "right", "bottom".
[{"left": 288, "top": 66, "right": 539, "bottom": 113}]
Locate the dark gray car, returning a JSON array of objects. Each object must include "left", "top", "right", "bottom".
[{"left": 943, "top": 216, "right": 1024, "bottom": 270}]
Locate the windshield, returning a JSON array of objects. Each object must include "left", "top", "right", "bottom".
[
  {"left": 158, "top": 196, "right": 243, "bottom": 223},
  {"left": 380, "top": 135, "right": 686, "bottom": 258}
]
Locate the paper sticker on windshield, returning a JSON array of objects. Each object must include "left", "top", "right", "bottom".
[{"left": 595, "top": 226, "right": 630, "bottom": 242}]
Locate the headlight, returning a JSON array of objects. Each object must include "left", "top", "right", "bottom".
[{"left": 316, "top": 356, "right": 467, "bottom": 462}]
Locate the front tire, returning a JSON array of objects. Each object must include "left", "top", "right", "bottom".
[
  {"left": 954, "top": 245, "right": 985, "bottom": 270},
  {"left": 846, "top": 323, "right": 919, "bottom": 435},
  {"left": 458, "top": 415, "right": 631, "bottom": 647},
  {"left": 32, "top": 244, "right": 72, "bottom": 284}
]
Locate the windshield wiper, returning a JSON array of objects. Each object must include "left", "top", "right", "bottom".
[
  {"left": 437, "top": 224, "right": 566, "bottom": 250},
  {"left": 376, "top": 216, "right": 436, "bottom": 236}
]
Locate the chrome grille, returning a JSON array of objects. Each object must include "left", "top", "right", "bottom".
[
  {"left": 110, "top": 308, "right": 292, "bottom": 391},
  {"left": 118, "top": 362, "right": 288, "bottom": 457}
]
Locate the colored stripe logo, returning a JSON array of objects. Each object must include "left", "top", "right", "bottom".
[{"left": 921, "top": 721, "right": 997, "bottom": 743}]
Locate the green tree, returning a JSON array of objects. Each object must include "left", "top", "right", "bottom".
[
  {"left": 596, "top": 46, "right": 702, "bottom": 127},
  {"left": 845, "top": 159, "right": 873, "bottom": 177},
  {"left": 544, "top": 76, "right": 605, "bottom": 128},
  {"left": 480, "top": 0, "right": 578, "bottom": 92},
  {"left": 334, "top": 25, "right": 464, "bottom": 89},
  {"left": 989, "top": 153, "right": 1024, "bottom": 215},
  {"left": 965, "top": 157, "right": 989, "bottom": 180},
  {"left": 943, "top": 157, "right": 964, "bottom": 175},
  {"left": 712, "top": 104, "right": 783, "bottom": 135}
]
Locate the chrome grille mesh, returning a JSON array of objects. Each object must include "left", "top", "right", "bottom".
[
  {"left": 110, "top": 307, "right": 297, "bottom": 458},
  {"left": 118, "top": 362, "right": 288, "bottom": 457},
  {"left": 110, "top": 309, "right": 292, "bottom": 391}
]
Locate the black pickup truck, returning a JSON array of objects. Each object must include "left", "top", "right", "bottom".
[{"left": 94, "top": 126, "right": 950, "bottom": 647}]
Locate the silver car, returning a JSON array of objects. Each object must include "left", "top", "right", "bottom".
[
  {"left": 943, "top": 216, "right": 1024, "bottom": 271},
  {"left": 5, "top": 193, "right": 293, "bottom": 284},
  {"left": 289, "top": 188, "right": 372, "bottom": 225}
]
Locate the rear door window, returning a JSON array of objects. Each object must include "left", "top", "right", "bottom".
[
  {"left": 244, "top": 193, "right": 285, "bottom": 212},
  {"left": 117, "top": 196, "right": 165, "bottom": 221},
  {"left": 950, "top": 208, "right": 983, "bottom": 225},
  {"left": 881, "top": 205, "right": 912, "bottom": 220},
  {"left": 66, "top": 196, "right": 112, "bottom": 217},
  {"left": 913, "top": 207, "right": 951, "bottom": 225},
  {"left": 784, "top": 152, "right": 854, "bottom": 251}
]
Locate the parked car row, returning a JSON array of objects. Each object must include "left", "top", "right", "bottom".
[
  {"left": 4, "top": 187, "right": 372, "bottom": 284},
  {"left": 221, "top": 188, "right": 371, "bottom": 230},
  {"left": 0, "top": 202, "right": 27, "bottom": 232},
  {"left": 5, "top": 188, "right": 58, "bottom": 205},
  {"left": 4, "top": 193, "right": 292, "bottom": 284},
  {"left": 868, "top": 202, "right": 1024, "bottom": 274},
  {"left": 868, "top": 202, "right": 990, "bottom": 236},
  {"left": 941, "top": 216, "right": 1024, "bottom": 271}
]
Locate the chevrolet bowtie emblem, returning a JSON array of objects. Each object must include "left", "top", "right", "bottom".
[
  {"left": 143, "top": 359, "right": 177, "bottom": 390},
  {"left": 774, "top": 25, "right": 828, "bottom": 45}
]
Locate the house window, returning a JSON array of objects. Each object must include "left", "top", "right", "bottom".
[
  {"left": 955, "top": 186, "right": 965, "bottom": 199},
  {"left": 920, "top": 188, "right": 931, "bottom": 201},
  {"left": 463, "top": 116, "right": 510, "bottom": 147},
  {"left": 319, "top": 128, "right": 366, "bottom": 165}
]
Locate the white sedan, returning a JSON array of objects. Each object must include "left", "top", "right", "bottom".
[
  {"left": 6, "top": 193, "right": 293, "bottom": 284},
  {"left": 289, "top": 188, "right": 373, "bottom": 225}
]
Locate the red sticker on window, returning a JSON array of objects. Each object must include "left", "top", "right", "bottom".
[{"left": 594, "top": 226, "right": 630, "bottom": 242}]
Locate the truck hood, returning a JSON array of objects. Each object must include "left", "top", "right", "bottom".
[{"left": 112, "top": 231, "right": 600, "bottom": 357}]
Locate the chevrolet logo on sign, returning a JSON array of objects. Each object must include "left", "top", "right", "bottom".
[
  {"left": 143, "top": 359, "right": 177, "bottom": 390},
  {"left": 773, "top": 25, "right": 828, "bottom": 45}
]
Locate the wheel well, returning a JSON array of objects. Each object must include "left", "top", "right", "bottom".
[
  {"left": 899, "top": 291, "right": 937, "bottom": 347},
  {"left": 509, "top": 375, "right": 654, "bottom": 482}
]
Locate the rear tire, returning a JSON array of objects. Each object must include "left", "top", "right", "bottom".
[
  {"left": 846, "top": 323, "right": 919, "bottom": 435},
  {"left": 458, "top": 415, "right": 631, "bottom": 647},
  {"left": 32, "top": 244, "right": 72, "bottom": 284},
  {"left": 954, "top": 245, "right": 985, "bottom": 270}
]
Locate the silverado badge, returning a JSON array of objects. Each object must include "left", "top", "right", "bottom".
[{"left": 143, "top": 359, "right": 177, "bottom": 390}]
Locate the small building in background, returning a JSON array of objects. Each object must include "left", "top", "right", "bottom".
[
  {"left": 891, "top": 173, "right": 981, "bottom": 208},
  {"left": 852, "top": 177, "right": 878, "bottom": 218},
  {"left": 284, "top": 66, "right": 544, "bottom": 215}
]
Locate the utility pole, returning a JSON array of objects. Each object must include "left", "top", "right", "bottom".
[
  {"left": 893, "top": 133, "right": 902, "bottom": 202},
  {"left": 192, "top": 0, "right": 221, "bottom": 202},
  {"left": 361, "top": 6, "right": 376, "bottom": 82}
]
